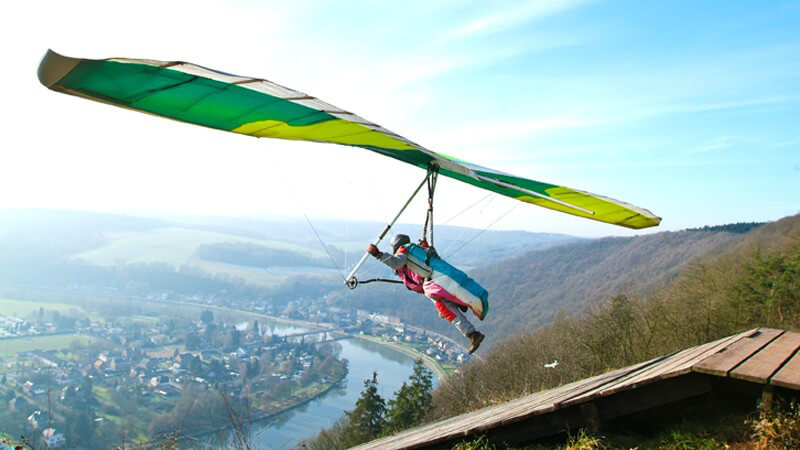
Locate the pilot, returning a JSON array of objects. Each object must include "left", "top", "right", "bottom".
[{"left": 367, "top": 234, "right": 485, "bottom": 354}]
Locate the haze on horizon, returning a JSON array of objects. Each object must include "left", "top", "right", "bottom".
[{"left": 2, "top": 0, "right": 798, "bottom": 238}]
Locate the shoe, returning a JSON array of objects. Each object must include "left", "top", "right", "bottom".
[{"left": 467, "top": 332, "right": 485, "bottom": 354}]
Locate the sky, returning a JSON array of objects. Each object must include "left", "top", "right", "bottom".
[{"left": 2, "top": 0, "right": 798, "bottom": 237}]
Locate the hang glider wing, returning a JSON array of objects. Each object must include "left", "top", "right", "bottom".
[{"left": 38, "top": 50, "right": 661, "bottom": 229}]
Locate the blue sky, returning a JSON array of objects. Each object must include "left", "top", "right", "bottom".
[{"left": 2, "top": 0, "right": 798, "bottom": 237}]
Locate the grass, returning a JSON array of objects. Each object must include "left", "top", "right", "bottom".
[
  {"left": 187, "top": 258, "right": 288, "bottom": 287},
  {"left": 149, "top": 345, "right": 184, "bottom": 358},
  {"left": 0, "top": 297, "right": 88, "bottom": 317},
  {"left": 0, "top": 334, "right": 96, "bottom": 357},
  {"left": 73, "top": 227, "right": 325, "bottom": 267},
  {"left": 125, "top": 314, "right": 160, "bottom": 324},
  {"left": 95, "top": 385, "right": 113, "bottom": 403},
  {"left": 578, "top": 408, "right": 752, "bottom": 450}
]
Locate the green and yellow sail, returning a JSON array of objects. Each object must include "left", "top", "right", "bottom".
[{"left": 38, "top": 50, "right": 661, "bottom": 229}]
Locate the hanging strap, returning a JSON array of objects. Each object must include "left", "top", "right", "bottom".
[{"left": 423, "top": 165, "right": 439, "bottom": 266}]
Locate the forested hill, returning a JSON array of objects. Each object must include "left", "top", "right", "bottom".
[
  {"left": 427, "top": 213, "right": 800, "bottom": 425},
  {"left": 471, "top": 227, "right": 750, "bottom": 340},
  {"left": 0, "top": 209, "right": 579, "bottom": 300},
  {"left": 305, "top": 216, "right": 798, "bottom": 448},
  {"left": 327, "top": 223, "right": 759, "bottom": 344}
]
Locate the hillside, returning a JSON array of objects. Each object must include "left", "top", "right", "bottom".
[
  {"left": 304, "top": 215, "right": 799, "bottom": 448},
  {"left": 472, "top": 228, "right": 751, "bottom": 340},
  {"left": 328, "top": 225, "right": 755, "bottom": 344},
  {"left": 2, "top": 209, "right": 767, "bottom": 352},
  {"left": 0, "top": 208, "right": 577, "bottom": 294},
  {"left": 429, "top": 214, "right": 800, "bottom": 420}
]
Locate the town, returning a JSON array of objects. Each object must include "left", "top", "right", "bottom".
[{"left": 0, "top": 292, "right": 470, "bottom": 448}]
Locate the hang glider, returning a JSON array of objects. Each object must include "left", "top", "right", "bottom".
[{"left": 38, "top": 50, "right": 661, "bottom": 229}]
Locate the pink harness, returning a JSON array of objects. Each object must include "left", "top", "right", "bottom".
[{"left": 394, "top": 247, "right": 468, "bottom": 322}]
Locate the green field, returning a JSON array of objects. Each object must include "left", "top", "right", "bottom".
[
  {"left": 187, "top": 258, "right": 289, "bottom": 287},
  {"left": 0, "top": 297, "right": 88, "bottom": 318},
  {"left": 0, "top": 334, "right": 96, "bottom": 357},
  {"left": 73, "top": 227, "right": 325, "bottom": 267}
]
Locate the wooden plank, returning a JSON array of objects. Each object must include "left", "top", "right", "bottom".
[
  {"left": 593, "top": 373, "right": 712, "bottom": 421},
  {"left": 771, "top": 350, "right": 800, "bottom": 390},
  {"left": 355, "top": 359, "right": 651, "bottom": 449},
  {"left": 562, "top": 329, "right": 756, "bottom": 406},
  {"left": 409, "top": 366, "right": 636, "bottom": 445},
  {"left": 491, "top": 360, "right": 657, "bottom": 427},
  {"left": 657, "top": 328, "right": 761, "bottom": 380},
  {"left": 509, "top": 358, "right": 663, "bottom": 416},
  {"left": 731, "top": 331, "right": 800, "bottom": 384},
  {"left": 694, "top": 328, "right": 784, "bottom": 377},
  {"left": 365, "top": 389, "right": 558, "bottom": 450},
  {"left": 451, "top": 361, "right": 656, "bottom": 447},
  {"left": 355, "top": 328, "right": 787, "bottom": 450},
  {"left": 390, "top": 377, "right": 608, "bottom": 448}
]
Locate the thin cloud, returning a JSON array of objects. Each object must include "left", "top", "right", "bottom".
[
  {"left": 770, "top": 137, "right": 800, "bottom": 148},
  {"left": 665, "top": 95, "right": 800, "bottom": 115},
  {"left": 685, "top": 136, "right": 736, "bottom": 154},
  {"left": 423, "top": 116, "right": 607, "bottom": 152},
  {"left": 437, "top": 0, "right": 592, "bottom": 43}
]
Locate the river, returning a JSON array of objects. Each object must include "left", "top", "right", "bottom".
[{"left": 213, "top": 319, "right": 435, "bottom": 449}]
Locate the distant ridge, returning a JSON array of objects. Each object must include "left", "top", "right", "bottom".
[
  {"left": 471, "top": 227, "right": 746, "bottom": 340},
  {"left": 0, "top": 208, "right": 577, "bottom": 292},
  {"left": 686, "top": 222, "right": 765, "bottom": 234}
]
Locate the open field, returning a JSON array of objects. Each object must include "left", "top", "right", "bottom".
[
  {"left": 0, "top": 334, "right": 96, "bottom": 357},
  {"left": 0, "top": 297, "right": 88, "bottom": 318},
  {"left": 187, "top": 258, "right": 288, "bottom": 287},
  {"left": 148, "top": 344, "right": 184, "bottom": 358},
  {"left": 72, "top": 227, "right": 325, "bottom": 267}
]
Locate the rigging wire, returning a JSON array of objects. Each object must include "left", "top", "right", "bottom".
[
  {"left": 298, "top": 208, "right": 346, "bottom": 281},
  {"left": 286, "top": 187, "right": 347, "bottom": 281},
  {"left": 445, "top": 202, "right": 521, "bottom": 258},
  {"left": 440, "top": 195, "right": 495, "bottom": 256},
  {"left": 344, "top": 220, "right": 349, "bottom": 274},
  {"left": 440, "top": 192, "right": 493, "bottom": 226}
]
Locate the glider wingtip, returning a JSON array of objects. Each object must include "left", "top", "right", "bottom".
[
  {"left": 636, "top": 216, "right": 663, "bottom": 229},
  {"left": 38, "top": 49, "right": 80, "bottom": 88},
  {"left": 617, "top": 214, "right": 662, "bottom": 230}
]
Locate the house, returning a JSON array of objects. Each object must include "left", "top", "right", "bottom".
[
  {"left": 199, "top": 349, "right": 218, "bottom": 360},
  {"left": 136, "top": 358, "right": 158, "bottom": 371},
  {"left": 41, "top": 428, "right": 66, "bottom": 448},
  {"left": 9, "top": 396, "right": 30, "bottom": 412},
  {"left": 109, "top": 358, "right": 130, "bottom": 373},
  {"left": 175, "top": 353, "right": 197, "bottom": 368},
  {"left": 31, "top": 350, "right": 61, "bottom": 368},
  {"left": 27, "top": 410, "right": 50, "bottom": 429},
  {"left": 148, "top": 375, "right": 169, "bottom": 388}
]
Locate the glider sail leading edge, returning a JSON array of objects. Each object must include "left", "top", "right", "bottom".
[{"left": 38, "top": 50, "right": 661, "bottom": 230}]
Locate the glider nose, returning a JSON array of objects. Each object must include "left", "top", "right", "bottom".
[{"left": 38, "top": 49, "right": 80, "bottom": 88}]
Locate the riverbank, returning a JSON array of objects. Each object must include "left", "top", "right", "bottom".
[
  {"left": 153, "top": 299, "right": 450, "bottom": 380},
  {"left": 155, "top": 299, "right": 326, "bottom": 331},
  {"left": 353, "top": 334, "right": 447, "bottom": 381},
  {"left": 2, "top": 287, "right": 459, "bottom": 378},
  {"left": 171, "top": 376, "right": 345, "bottom": 445}
]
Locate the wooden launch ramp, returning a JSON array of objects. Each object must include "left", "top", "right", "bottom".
[{"left": 355, "top": 327, "right": 800, "bottom": 449}]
